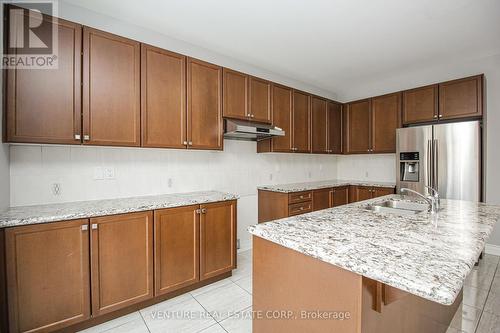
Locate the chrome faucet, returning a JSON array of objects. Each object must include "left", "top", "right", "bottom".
[{"left": 400, "top": 187, "right": 440, "bottom": 214}]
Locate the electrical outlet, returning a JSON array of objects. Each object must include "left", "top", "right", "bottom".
[
  {"left": 269, "top": 173, "right": 273, "bottom": 181},
  {"left": 308, "top": 171, "right": 312, "bottom": 178},
  {"left": 365, "top": 171, "right": 369, "bottom": 178},
  {"left": 237, "top": 239, "right": 241, "bottom": 250},
  {"left": 167, "top": 178, "right": 173, "bottom": 188},
  {"left": 94, "top": 167, "right": 104, "bottom": 180},
  {"left": 104, "top": 167, "right": 115, "bottom": 179},
  {"left": 51, "top": 183, "right": 61, "bottom": 196}
]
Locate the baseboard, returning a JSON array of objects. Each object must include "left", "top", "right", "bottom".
[{"left": 485, "top": 243, "right": 500, "bottom": 256}]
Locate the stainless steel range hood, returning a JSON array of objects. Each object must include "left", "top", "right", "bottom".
[{"left": 224, "top": 119, "right": 285, "bottom": 141}]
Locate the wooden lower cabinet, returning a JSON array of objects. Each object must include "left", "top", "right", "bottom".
[
  {"left": 331, "top": 186, "right": 349, "bottom": 207},
  {"left": 349, "top": 185, "right": 396, "bottom": 203},
  {"left": 200, "top": 201, "right": 237, "bottom": 280},
  {"left": 5, "top": 219, "right": 91, "bottom": 333},
  {"left": 90, "top": 211, "right": 154, "bottom": 316},
  {"left": 313, "top": 188, "right": 331, "bottom": 211},
  {"left": 154, "top": 205, "right": 200, "bottom": 296}
]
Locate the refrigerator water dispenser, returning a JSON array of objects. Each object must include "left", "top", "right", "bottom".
[{"left": 400, "top": 152, "right": 419, "bottom": 182}]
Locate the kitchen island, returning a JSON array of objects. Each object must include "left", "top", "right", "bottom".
[{"left": 248, "top": 195, "right": 500, "bottom": 333}]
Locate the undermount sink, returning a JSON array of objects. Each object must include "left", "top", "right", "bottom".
[{"left": 365, "top": 200, "right": 428, "bottom": 215}]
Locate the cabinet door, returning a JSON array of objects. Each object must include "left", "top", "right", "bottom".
[
  {"left": 327, "top": 101, "right": 343, "bottom": 154},
  {"left": 5, "top": 220, "right": 90, "bottom": 333},
  {"left": 223, "top": 68, "right": 248, "bottom": 120},
  {"left": 249, "top": 77, "right": 272, "bottom": 123},
  {"left": 292, "top": 91, "right": 311, "bottom": 153},
  {"left": 271, "top": 84, "right": 293, "bottom": 152},
  {"left": 90, "top": 212, "right": 153, "bottom": 316},
  {"left": 187, "top": 58, "right": 223, "bottom": 150},
  {"left": 141, "top": 44, "right": 186, "bottom": 148},
  {"left": 331, "top": 187, "right": 349, "bottom": 207},
  {"left": 154, "top": 206, "right": 199, "bottom": 296},
  {"left": 83, "top": 27, "right": 140, "bottom": 146},
  {"left": 373, "top": 187, "right": 395, "bottom": 198},
  {"left": 350, "top": 186, "right": 373, "bottom": 202},
  {"left": 346, "top": 100, "right": 371, "bottom": 153},
  {"left": 200, "top": 201, "right": 237, "bottom": 280},
  {"left": 313, "top": 188, "right": 331, "bottom": 211},
  {"left": 372, "top": 93, "right": 401, "bottom": 153},
  {"left": 311, "top": 97, "right": 328, "bottom": 154},
  {"left": 439, "top": 75, "right": 483, "bottom": 120},
  {"left": 402, "top": 85, "right": 438, "bottom": 124},
  {"left": 6, "top": 15, "right": 82, "bottom": 144}
]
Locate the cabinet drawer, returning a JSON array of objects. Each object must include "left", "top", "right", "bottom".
[
  {"left": 289, "top": 191, "right": 312, "bottom": 204},
  {"left": 288, "top": 201, "right": 312, "bottom": 216}
]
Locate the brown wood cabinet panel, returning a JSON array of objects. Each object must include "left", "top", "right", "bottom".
[
  {"left": 292, "top": 91, "right": 311, "bottom": 153},
  {"left": 372, "top": 93, "right": 401, "bottom": 153},
  {"left": 141, "top": 44, "right": 187, "bottom": 148},
  {"left": 327, "top": 101, "right": 343, "bottom": 154},
  {"left": 187, "top": 58, "right": 223, "bottom": 150},
  {"left": 439, "top": 75, "right": 483, "bottom": 120},
  {"left": 90, "top": 211, "right": 153, "bottom": 316},
  {"left": 258, "top": 190, "right": 289, "bottom": 223},
  {"left": 311, "top": 97, "right": 328, "bottom": 154},
  {"left": 200, "top": 201, "right": 237, "bottom": 280},
  {"left": 331, "top": 186, "right": 349, "bottom": 207},
  {"left": 271, "top": 84, "right": 293, "bottom": 152},
  {"left": 346, "top": 100, "right": 371, "bottom": 153},
  {"left": 6, "top": 15, "right": 82, "bottom": 144},
  {"left": 289, "top": 191, "right": 313, "bottom": 204},
  {"left": 5, "top": 219, "right": 90, "bottom": 333},
  {"left": 83, "top": 27, "right": 140, "bottom": 147},
  {"left": 249, "top": 76, "right": 272, "bottom": 123},
  {"left": 288, "top": 201, "right": 313, "bottom": 216},
  {"left": 350, "top": 186, "right": 373, "bottom": 203},
  {"left": 373, "top": 187, "right": 395, "bottom": 198},
  {"left": 402, "top": 85, "right": 438, "bottom": 124},
  {"left": 313, "top": 188, "right": 331, "bottom": 211},
  {"left": 223, "top": 68, "right": 248, "bottom": 120},
  {"left": 141, "top": 44, "right": 186, "bottom": 148},
  {"left": 154, "top": 206, "right": 199, "bottom": 296}
]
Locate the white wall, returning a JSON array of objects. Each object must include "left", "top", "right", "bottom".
[
  {"left": 336, "top": 154, "right": 396, "bottom": 183},
  {"left": 9, "top": 142, "right": 338, "bottom": 251}
]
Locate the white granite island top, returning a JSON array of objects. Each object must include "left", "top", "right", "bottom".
[
  {"left": 258, "top": 179, "right": 396, "bottom": 193},
  {"left": 0, "top": 191, "right": 238, "bottom": 228},
  {"left": 248, "top": 195, "right": 500, "bottom": 305}
]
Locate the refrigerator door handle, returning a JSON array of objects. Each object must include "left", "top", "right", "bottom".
[
  {"left": 433, "top": 139, "right": 438, "bottom": 191},
  {"left": 427, "top": 139, "right": 433, "bottom": 191}
]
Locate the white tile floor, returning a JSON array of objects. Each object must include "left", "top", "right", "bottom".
[{"left": 79, "top": 251, "right": 500, "bottom": 333}]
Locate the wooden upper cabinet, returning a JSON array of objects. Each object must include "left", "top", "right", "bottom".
[
  {"left": 292, "top": 91, "right": 311, "bottom": 153},
  {"left": 249, "top": 77, "right": 272, "bottom": 123},
  {"left": 327, "top": 101, "right": 343, "bottom": 154},
  {"left": 346, "top": 100, "right": 371, "bottom": 154},
  {"left": 371, "top": 93, "right": 401, "bottom": 153},
  {"left": 200, "top": 201, "right": 237, "bottom": 280},
  {"left": 311, "top": 97, "right": 328, "bottom": 154},
  {"left": 154, "top": 206, "right": 199, "bottom": 296},
  {"left": 187, "top": 58, "right": 223, "bottom": 150},
  {"left": 6, "top": 15, "right": 82, "bottom": 144},
  {"left": 223, "top": 68, "right": 248, "bottom": 120},
  {"left": 271, "top": 84, "right": 293, "bottom": 152},
  {"left": 439, "top": 75, "right": 483, "bottom": 120},
  {"left": 402, "top": 85, "right": 438, "bottom": 124},
  {"left": 82, "top": 27, "right": 140, "bottom": 146},
  {"left": 90, "top": 211, "right": 153, "bottom": 316},
  {"left": 141, "top": 44, "right": 186, "bottom": 148},
  {"left": 5, "top": 219, "right": 90, "bottom": 333}
]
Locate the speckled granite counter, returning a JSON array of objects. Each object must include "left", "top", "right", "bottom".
[
  {"left": 258, "top": 179, "right": 396, "bottom": 193},
  {"left": 0, "top": 191, "right": 238, "bottom": 228},
  {"left": 248, "top": 195, "right": 500, "bottom": 305}
]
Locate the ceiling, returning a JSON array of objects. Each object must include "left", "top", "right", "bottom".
[{"left": 63, "top": 0, "right": 500, "bottom": 99}]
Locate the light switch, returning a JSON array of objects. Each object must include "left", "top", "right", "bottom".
[
  {"left": 104, "top": 167, "right": 115, "bottom": 179},
  {"left": 94, "top": 167, "right": 104, "bottom": 180}
]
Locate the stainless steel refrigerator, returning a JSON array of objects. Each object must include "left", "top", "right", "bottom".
[{"left": 396, "top": 121, "right": 482, "bottom": 201}]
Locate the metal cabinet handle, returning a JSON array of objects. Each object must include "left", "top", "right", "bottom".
[
  {"left": 81, "top": 225, "right": 88, "bottom": 231},
  {"left": 438, "top": 114, "right": 443, "bottom": 118},
  {"left": 196, "top": 208, "right": 201, "bottom": 214},
  {"left": 201, "top": 208, "right": 207, "bottom": 214},
  {"left": 83, "top": 135, "right": 90, "bottom": 141},
  {"left": 300, "top": 207, "right": 304, "bottom": 210},
  {"left": 75, "top": 134, "right": 81, "bottom": 140},
  {"left": 183, "top": 141, "right": 188, "bottom": 145},
  {"left": 188, "top": 141, "right": 193, "bottom": 146},
  {"left": 434, "top": 115, "right": 438, "bottom": 119},
  {"left": 251, "top": 114, "right": 255, "bottom": 118},
  {"left": 91, "top": 223, "right": 98, "bottom": 230}
]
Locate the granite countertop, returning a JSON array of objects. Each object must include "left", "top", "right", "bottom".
[
  {"left": 258, "top": 179, "right": 396, "bottom": 193},
  {"left": 0, "top": 191, "right": 239, "bottom": 229},
  {"left": 248, "top": 194, "right": 500, "bottom": 305}
]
